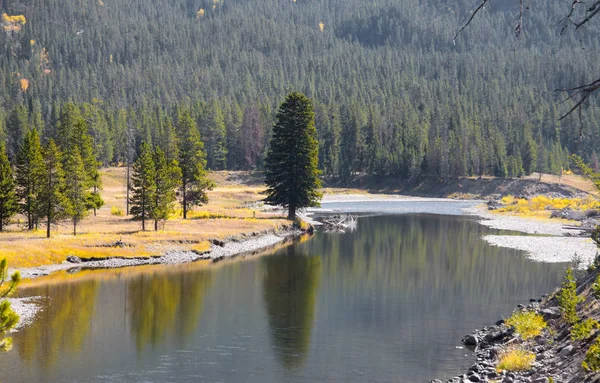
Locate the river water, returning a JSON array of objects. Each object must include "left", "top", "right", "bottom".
[{"left": 0, "top": 201, "right": 568, "bottom": 382}]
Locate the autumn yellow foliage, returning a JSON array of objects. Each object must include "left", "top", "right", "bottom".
[
  {"left": 497, "top": 195, "right": 600, "bottom": 219},
  {"left": 2, "top": 13, "right": 26, "bottom": 33},
  {"left": 497, "top": 348, "right": 535, "bottom": 372}
]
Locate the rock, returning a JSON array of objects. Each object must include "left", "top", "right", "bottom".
[
  {"left": 468, "top": 374, "right": 481, "bottom": 382},
  {"left": 66, "top": 255, "right": 82, "bottom": 263},
  {"left": 429, "top": 380, "right": 442, "bottom": 383},
  {"left": 463, "top": 334, "right": 479, "bottom": 346},
  {"left": 532, "top": 378, "right": 549, "bottom": 383},
  {"left": 558, "top": 345, "right": 574, "bottom": 357},
  {"left": 540, "top": 307, "right": 561, "bottom": 320}
]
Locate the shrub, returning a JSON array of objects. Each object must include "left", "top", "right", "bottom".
[
  {"left": 557, "top": 267, "right": 583, "bottom": 325},
  {"left": 583, "top": 338, "right": 600, "bottom": 371},
  {"left": 593, "top": 274, "right": 600, "bottom": 300},
  {"left": 110, "top": 206, "right": 124, "bottom": 216},
  {"left": 497, "top": 348, "right": 535, "bottom": 372},
  {"left": 505, "top": 311, "right": 547, "bottom": 340},
  {"left": 0, "top": 258, "right": 20, "bottom": 352},
  {"left": 571, "top": 319, "right": 600, "bottom": 341}
]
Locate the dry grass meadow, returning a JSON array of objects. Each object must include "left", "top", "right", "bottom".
[{"left": 3, "top": 168, "right": 288, "bottom": 269}]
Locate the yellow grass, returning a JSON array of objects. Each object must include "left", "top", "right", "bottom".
[
  {"left": 496, "top": 195, "right": 599, "bottom": 220},
  {"left": 2, "top": 168, "right": 288, "bottom": 270},
  {"left": 497, "top": 348, "right": 535, "bottom": 372}
]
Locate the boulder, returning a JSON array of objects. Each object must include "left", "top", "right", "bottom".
[
  {"left": 463, "top": 334, "right": 479, "bottom": 346},
  {"left": 66, "top": 255, "right": 82, "bottom": 264}
]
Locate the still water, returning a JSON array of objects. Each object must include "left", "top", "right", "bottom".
[{"left": 1, "top": 207, "right": 567, "bottom": 382}]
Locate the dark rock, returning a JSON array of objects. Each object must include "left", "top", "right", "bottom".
[
  {"left": 210, "top": 239, "right": 226, "bottom": 247},
  {"left": 496, "top": 319, "right": 505, "bottom": 326},
  {"left": 540, "top": 307, "right": 561, "bottom": 321},
  {"left": 532, "top": 378, "right": 549, "bottom": 383},
  {"left": 463, "top": 334, "right": 479, "bottom": 346},
  {"left": 429, "top": 380, "right": 442, "bottom": 383},
  {"left": 468, "top": 374, "right": 481, "bottom": 382},
  {"left": 66, "top": 255, "right": 82, "bottom": 263},
  {"left": 558, "top": 345, "right": 574, "bottom": 357}
]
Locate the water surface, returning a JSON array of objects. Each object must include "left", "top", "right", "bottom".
[{"left": 0, "top": 207, "right": 567, "bottom": 382}]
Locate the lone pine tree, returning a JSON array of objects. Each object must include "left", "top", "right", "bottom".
[
  {"left": 39, "top": 140, "right": 68, "bottom": 238},
  {"left": 264, "top": 92, "right": 322, "bottom": 220},
  {"left": 15, "top": 129, "right": 44, "bottom": 230}
]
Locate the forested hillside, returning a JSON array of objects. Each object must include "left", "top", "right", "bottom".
[{"left": 1, "top": 0, "right": 599, "bottom": 178}]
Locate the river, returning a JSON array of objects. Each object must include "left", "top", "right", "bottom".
[{"left": 0, "top": 201, "right": 568, "bottom": 382}]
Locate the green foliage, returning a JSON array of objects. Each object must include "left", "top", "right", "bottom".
[
  {"left": 150, "top": 147, "right": 181, "bottom": 230},
  {"left": 593, "top": 274, "right": 600, "bottom": 299},
  {"left": 557, "top": 267, "right": 583, "bottom": 325},
  {"left": 130, "top": 142, "right": 156, "bottom": 231},
  {"left": 265, "top": 92, "right": 322, "bottom": 220},
  {"left": 0, "top": 143, "right": 18, "bottom": 231},
  {"left": 583, "top": 338, "right": 600, "bottom": 371},
  {"left": 177, "top": 111, "right": 214, "bottom": 219},
  {"left": 0, "top": 258, "right": 21, "bottom": 352},
  {"left": 15, "top": 128, "right": 44, "bottom": 230},
  {"left": 505, "top": 311, "right": 547, "bottom": 340},
  {"left": 39, "top": 140, "right": 69, "bottom": 238},
  {"left": 63, "top": 149, "right": 89, "bottom": 235},
  {"left": 496, "top": 348, "right": 535, "bottom": 372},
  {"left": 571, "top": 318, "right": 600, "bottom": 341}
]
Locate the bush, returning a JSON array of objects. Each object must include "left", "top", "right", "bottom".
[
  {"left": 110, "top": 206, "right": 124, "bottom": 216},
  {"left": 497, "top": 348, "right": 535, "bottom": 372},
  {"left": 583, "top": 338, "right": 600, "bottom": 371},
  {"left": 0, "top": 258, "right": 20, "bottom": 352},
  {"left": 571, "top": 319, "right": 600, "bottom": 341},
  {"left": 505, "top": 311, "right": 547, "bottom": 340},
  {"left": 593, "top": 274, "right": 600, "bottom": 299},
  {"left": 557, "top": 267, "right": 583, "bottom": 325}
]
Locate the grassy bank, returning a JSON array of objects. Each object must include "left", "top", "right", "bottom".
[{"left": 4, "top": 168, "right": 287, "bottom": 269}]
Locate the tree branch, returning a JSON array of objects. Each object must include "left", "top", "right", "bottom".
[{"left": 453, "top": 0, "right": 489, "bottom": 44}]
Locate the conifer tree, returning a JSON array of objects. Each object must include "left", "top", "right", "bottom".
[
  {"left": 64, "top": 149, "right": 88, "bottom": 235},
  {"left": 130, "top": 142, "right": 156, "bottom": 231},
  {"left": 0, "top": 143, "right": 18, "bottom": 232},
  {"left": 39, "top": 140, "right": 68, "bottom": 238},
  {"left": 264, "top": 92, "right": 322, "bottom": 220},
  {"left": 5, "top": 105, "right": 29, "bottom": 161},
  {"left": 177, "top": 111, "right": 214, "bottom": 219},
  {"left": 151, "top": 147, "right": 181, "bottom": 230},
  {"left": 15, "top": 129, "right": 44, "bottom": 230},
  {"left": 0, "top": 258, "right": 20, "bottom": 352}
]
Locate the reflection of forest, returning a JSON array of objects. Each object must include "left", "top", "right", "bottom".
[
  {"left": 128, "top": 269, "right": 213, "bottom": 352},
  {"left": 262, "top": 248, "right": 322, "bottom": 370},
  {"left": 13, "top": 280, "right": 99, "bottom": 371},
  {"left": 312, "top": 214, "right": 564, "bottom": 298}
]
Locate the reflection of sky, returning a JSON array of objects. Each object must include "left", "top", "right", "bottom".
[{"left": 0, "top": 211, "right": 567, "bottom": 383}]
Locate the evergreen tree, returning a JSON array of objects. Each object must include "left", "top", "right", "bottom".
[
  {"left": 130, "top": 142, "right": 156, "bottom": 231},
  {"left": 177, "top": 111, "right": 213, "bottom": 219},
  {"left": 15, "top": 129, "right": 44, "bottom": 230},
  {"left": 64, "top": 149, "right": 89, "bottom": 235},
  {"left": 0, "top": 258, "right": 20, "bottom": 352},
  {"left": 5, "top": 105, "right": 29, "bottom": 161},
  {"left": 39, "top": 140, "right": 68, "bottom": 238},
  {"left": 523, "top": 139, "right": 538, "bottom": 175},
  {"left": 0, "top": 143, "right": 18, "bottom": 232},
  {"left": 264, "top": 92, "right": 322, "bottom": 220},
  {"left": 151, "top": 147, "right": 181, "bottom": 231}
]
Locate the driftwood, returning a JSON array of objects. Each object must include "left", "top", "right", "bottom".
[{"left": 322, "top": 215, "right": 357, "bottom": 232}]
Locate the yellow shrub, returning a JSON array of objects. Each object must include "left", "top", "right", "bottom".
[
  {"left": 497, "top": 348, "right": 535, "bottom": 372},
  {"left": 505, "top": 311, "right": 547, "bottom": 340},
  {"left": 110, "top": 206, "right": 124, "bottom": 216}
]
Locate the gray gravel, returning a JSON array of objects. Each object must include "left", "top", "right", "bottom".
[{"left": 465, "top": 205, "right": 597, "bottom": 268}]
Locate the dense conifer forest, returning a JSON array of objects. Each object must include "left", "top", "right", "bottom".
[{"left": 1, "top": 0, "right": 599, "bottom": 179}]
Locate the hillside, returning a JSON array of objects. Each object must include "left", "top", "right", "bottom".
[{"left": 0, "top": 0, "right": 599, "bottom": 181}]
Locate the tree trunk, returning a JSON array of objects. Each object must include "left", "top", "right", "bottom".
[
  {"left": 126, "top": 164, "right": 130, "bottom": 215},
  {"left": 182, "top": 181, "right": 187, "bottom": 219},
  {"left": 288, "top": 204, "right": 296, "bottom": 220},
  {"left": 73, "top": 219, "right": 77, "bottom": 236},
  {"left": 93, "top": 185, "right": 97, "bottom": 216},
  {"left": 46, "top": 207, "right": 51, "bottom": 238},
  {"left": 154, "top": 219, "right": 158, "bottom": 231}
]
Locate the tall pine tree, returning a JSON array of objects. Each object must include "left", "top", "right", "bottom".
[
  {"left": 0, "top": 143, "right": 18, "bottom": 232},
  {"left": 39, "top": 140, "right": 68, "bottom": 238},
  {"left": 177, "top": 111, "right": 214, "bottom": 219},
  {"left": 264, "top": 92, "right": 322, "bottom": 220},
  {"left": 130, "top": 142, "right": 156, "bottom": 231},
  {"left": 64, "top": 149, "right": 88, "bottom": 235},
  {"left": 151, "top": 147, "right": 181, "bottom": 230},
  {"left": 15, "top": 129, "right": 44, "bottom": 230}
]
